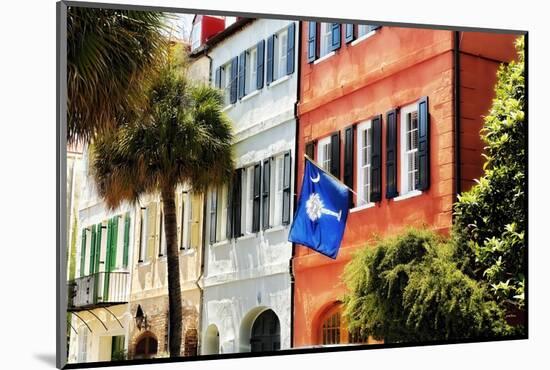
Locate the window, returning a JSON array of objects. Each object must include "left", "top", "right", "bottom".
[
  {"left": 273, "top": 29, "right": 288, "bottom": 80},
  {"left": 190, "top": 21, "right": 201, "bottom": 51},
  {"left": 357, "top": 121, "right": 372, "bottom": 206},
  {"left": 317, "top": 136, "right": 332, "bottom": 172},
  {"left": 77, "top": 328, "right": 88, "bottom": 363},
  {"left": 319, "top": 23, "right": 332, "bottom": 57},
  {"left": 139, "top": 207, "right": 147, "bottom": 262},
  {"left": 321, "top": 310, "right": 341, "bottom": 345},
  {"left": 270, "top": 155, "right": 284, "bottom": 226},
  {"left": 180, "top": 192, "right": 192, "bottom": 250},
  {"left": 318, "top": 304, "right": 367, "bottom": 345},
  {"left": 220, "top": 62, "right": 232, "bottom": 106},
  {"left": 159, "top": 208, "right": 166, "bottom": 257},
  {"left": 357, "top": 24, "right": 376, "bottom": 38},
  {"left": 246, "top": 47, "right": 257, "bottom": 94},
  {"left": 208, "top": 186, "right": 228, "bottom": 244},
  {"left": 242, "top": 166, "right": 255, "bottom": 234},
  {"left": 400, "top": 103, "right": 420, "bottom": 194}
]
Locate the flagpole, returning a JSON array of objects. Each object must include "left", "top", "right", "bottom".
[{"left": 304, "top": 154, "right": 370, "bottom": 206}]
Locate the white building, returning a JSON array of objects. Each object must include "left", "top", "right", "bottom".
[
  {"left": 189, "top": 17, "right": 298, "bottom": 354},
  {"left": 67, "top": 147, "right": 136, "bottom": 363}
]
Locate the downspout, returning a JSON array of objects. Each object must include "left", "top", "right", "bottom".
[
  {"left": 453, "top": 31, "right": 462, "bottom": 206},
  {"left": 290, "top": 20, "right": 302, "bottom": 349}
]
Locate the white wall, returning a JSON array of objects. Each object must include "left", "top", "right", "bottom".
[{"left": 201, "top": 18, "right": 298, "bottom": 354}]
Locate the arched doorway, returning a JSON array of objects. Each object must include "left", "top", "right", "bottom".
[
  {"left": 134, "top": 332, "right": 158, "bottom": 359},
  {"left": 250, "top": 309, "right": 280, "bottom": 352},
  {"left": 204, "top": 324, "right": 220, "bottom": 355}
]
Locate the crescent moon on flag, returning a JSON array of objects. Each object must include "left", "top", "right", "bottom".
[{"left": 310, "top": 173, "right": 320, "bottom": 183}]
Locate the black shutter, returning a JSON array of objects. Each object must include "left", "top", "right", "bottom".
[
  {"left": 287, "top": 22, "right": 296, "bottom": 75},
  {"left": 262, "top": 158, "right": 271, "bottom": 230},
  {"left": 330, "top": 132, "right": 341, "bottom": 178},
  {"left": 226, "top": 182, "right": 233, "bottom": 239},
  {"left": 238, "top": 51, "right": 246, "bottom": 99},
  {"left": 345, "top": 24, "right": 355, "bottom": 43},
  {"left": 209, "top": 189, "right": 217, "bottom": 243},
  {"left": 215, "top": 66, "right": 222, "bottom": 88},
  {"left": 230, "top": 56, "right": 238, "bottom": 104},
  {"left": 282, "top": 151, "right": 292, "bottom": 225},
  {"left": 233, "top": 169, "right": 242, "bottom": 237},
  {"left": 256, "top": 40, "right": 265, "bottom": 90},
  {"left": 386, "top": 109, "right": 399, "bottom": 199},
  {"left": 417, "top": 96, "right": 430, "bottom": 191},
  {"left": 370, "top": 115, "right": 382, "bottom": 202},
  {"left": 266, "top": 35, "right": 275, "bottom": 85},
  {"left": 307, "top": 22, "right": 317, "bottom": 63},
  {"left": 252, "top": 163, "right": 261, "bottom": 232},
  {"left": 331, "top": 23, "right": 341, "bottom": 51},
  {"left": 305, "top": 141, "right": 315, "bottom": 160},
  {"left": 343, "top": 125, "right": 355, "bottom": 207}
]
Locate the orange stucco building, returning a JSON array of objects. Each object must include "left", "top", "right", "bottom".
[{"left": 292, "top": 23, "right": 518, "bottom": 347}]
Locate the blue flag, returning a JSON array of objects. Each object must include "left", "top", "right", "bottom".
[{"left": 288, "top": 158, "right": 350, "bottom": 259}]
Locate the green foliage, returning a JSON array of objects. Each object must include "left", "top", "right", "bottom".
[
  {"left": 67, "top": 7, "right": 169, "bottom": 143},
  {"left": 343, "top": 229, "right": 512, "bottom": 343},
  {"left": 111, "top": 349, "right": 128, "bottom": 361},
  {"left": 453, "top": 37, "right": 526, "bottom": 312},
  {"left": 91, "top": 66, "right": 234, "bottom": 209}
]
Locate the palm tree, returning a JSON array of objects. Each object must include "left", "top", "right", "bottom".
[
  {"left": 67, "top": 7, "right": 169, "bottom": 143},
  {"left": 91, "top": 66, "right": 234, "bottom": 357}
]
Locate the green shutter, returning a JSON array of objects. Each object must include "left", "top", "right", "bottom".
[
  {"left": 79, "top": 229, "right": 87, "bottom": 277},
  {"left": 123, "top": 213, "right": 131, "bottom": 268},
  {"left": 89, "top": 225, "right": 96, "bottom": 274},
  {"left": 110, "top": 216, "right": 119, "bottom": 270},
  {"left": 103, "top": 219, "right": 112, "bottom": 301},
  {"left": 93, "top": 222, "right": 102, "bottom": 303}
]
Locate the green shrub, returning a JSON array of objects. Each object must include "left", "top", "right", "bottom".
[
  {"left": 343, "top": 229, "right": 512, "bottom": 343},
  {"left": 453, "top": 36, "right": 525, "bottom": 312}
]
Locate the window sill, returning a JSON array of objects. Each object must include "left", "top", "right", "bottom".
[
  {"left": 268, "top": 74, "right": 291, "bottom": 88},
  {"left": 222, "top": 104, "right": 235, "bottom": 112},
  {"left": 350, "top": 30, "right": 377, "bottom": 46},
  {"left": 241, "top": 89, "right": 260, "bottom": 102},
  {"left": 264, "top": 224, "right": 286, "bottom": 234},
  {"left": 180, "top": 248, "right": 196, "bottom": 256},
  {"left": 237, "top": 233, "right": 256, "bottom": 242},
  {"left": 350, "top": 202, "right": 375, "bottom": 213},
  {"left": 137, "top": 261, "right": 151, "bottom": 267},
  {"left": 313, "top": 51, "right": 336, "bottom": 65},
  {"left": 211, "top": 240, "right": 230, "bottom": 248},
  {"left": 393, "top": 190, "right": 422, "bottom": 202}
]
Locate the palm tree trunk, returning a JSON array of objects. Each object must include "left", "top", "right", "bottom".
[{"left": 161, "top": 187, "right": 183, "bottom": 357}]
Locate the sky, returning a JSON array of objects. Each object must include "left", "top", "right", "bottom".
[{"left": 166, "top": 12, "right": 195, "bottom": 40}]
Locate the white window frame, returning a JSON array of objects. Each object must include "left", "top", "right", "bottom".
[
  {"left": 190, "top": 21, "right": 201, "bottom": 51},
  {"left": 217, "top": 185, "right": 228, "bottom": 242},
  {"left": 180, "top": 192, "right": 192, "bottom": 250},
  {"left": 356, "top": 120, "right": 375, "bottom": 208},
  {"left": 159, "top": 208, "right": 166, "bottom": 257},
  {"left": 246, "top": 47, "right": 257, "bottom": 95},
  {"left": 269, "top": 154, "right": 285, "bottom": 227},
  {"left": 273, "top": 28, "right": 288, "bottom": 81},
  {"left": 220, "top": 62, "right": 232, "bottom": 107},
  {"left": 242, "top": 166, "right": 255, "bottom": 235},
  {"left": 399, "top": 102, "right": 422, "bottom": 198},
  {"left": 319, "top": 23, "right": 332, "bottom": 58},
  {"left": 317, "top": 136, "right": 332, "bottom": 173},
  {"left": 139, "top": 207, "right": 148, "bottom": 262}
]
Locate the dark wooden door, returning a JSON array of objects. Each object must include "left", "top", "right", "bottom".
[{"left": 250, "top": 309, "right": 280, "bottom": 352}]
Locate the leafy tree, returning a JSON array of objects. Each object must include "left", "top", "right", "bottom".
[
  {"left": 67, "top": 7, "right": 169, "bottom": 143},
  {"left": 454, "top": 37, "right": 526, "bottom": 313},
  {"left": 91, "top": 66, "right": 234, "bottom": 357},
  {"left": 343, "top": 229, "right": 512, "bottom": 343}
]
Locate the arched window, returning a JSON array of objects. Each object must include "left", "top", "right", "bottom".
[
  {"left": 204, "top": 324, "right": 220, "bottom": 355},
  {"left": 134, "top": 333, "right": 158, "bottom": 359},
  {"left": 318, "top": 303, "right": 367, "bottom": 345},
  {"left": 250, "top": 309, "right": 280, "bottom": 352},
  {"left": 184, "top": 329, "right": 198, "bottom": 357}
]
